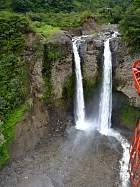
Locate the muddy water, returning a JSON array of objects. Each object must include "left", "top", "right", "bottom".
[{"left": 0, "top": 127, "right": 127, "bottom": 187}]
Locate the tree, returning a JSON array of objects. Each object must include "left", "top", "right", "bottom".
[{"left": 119, "top": 0, "right": 140, "bottom": 51}]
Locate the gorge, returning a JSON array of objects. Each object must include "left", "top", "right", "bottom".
[
  {"left": 0, "top": 1, "right": 140, "bottom": 186},
  {"left": 0, "top": 21, "right": 139, "bottom": 187}
]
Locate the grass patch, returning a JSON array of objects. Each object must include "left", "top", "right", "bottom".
[
  {"left": 120, "top": 105, "right": 140, "bottom": 128},
  {"left": 0, "top": 104, "right": 27, "bottom": 167},
  {"left": 31, "top": 21, "right": 60, "bottom": 38},
  {"left": 3, "top": 104, "right": 27, "bottom": 139},
  {"left": 29, "top": 11, "right": 93, "bottom": 38}
]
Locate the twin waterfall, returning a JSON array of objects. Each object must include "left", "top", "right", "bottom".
[
  {"left": 73, "top": 36, "right": 113, "bottom": 133},
  {"left": 72, "top": 34, "right": 130, "bottom": 187}
]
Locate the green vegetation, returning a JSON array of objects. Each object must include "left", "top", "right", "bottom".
[
  {"left": 83, "top": 75, "right": 101, "bottom": 101},
  {"left": 32, "top": 22, "right": 60, "bottom": 38},
  {"left": 11, "top": 0, "right": 74, "bottom": 13},
  {"left": 120, "top": 105, "right": 140, "bottom": 128},
  {"left": 63, "top": 74, "right": 75, "bottom": 102},
  {"left": 0, "top": 12, "right": 29, "bottom": 119},
  {"left": 0, "top": 12, "right": 29, "bottom": 166},
  {"left": 83, "top": 78, "right": 96, "bottom": 101},
  {"left": 119, "top": 0, "right": 140, "bottom": 51},
  {"left": 10, "top": 0, "right": 131, "bottom": 20},
  {"left": 0, "top": 0, "right": 11, "bottom": 10},
  {"left": 0, "top": 104, "right": 27, "bottom": 166},
  {"left": 28, "top": 11, "right": 93, "bottom": 28},
  {"left": 1, "top": 0, "right": 132, "bottom": 24},
  {"left": 29, "top": 11, "right": 94, "bottom": 38}
]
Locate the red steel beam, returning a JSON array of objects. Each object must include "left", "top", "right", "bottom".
[{"left": 129, "top": 59, "right": 140, "bottom": 187}]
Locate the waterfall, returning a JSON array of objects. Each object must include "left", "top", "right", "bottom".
[
  {"left": 98, "top": 34, "right": 130, "bottom": 186},
  {"left": 72, "top": 37, "right": 85, "bottom": 130},
  {"left": 73, "top": 34, "right": 130, "bottom": 186},
  {"left": 98, "top": 38, "right": 112, "bottom": 135}
]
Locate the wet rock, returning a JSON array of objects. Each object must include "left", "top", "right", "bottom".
[{"left": 80, "top": 36, "right": 104, "bottom": 92}]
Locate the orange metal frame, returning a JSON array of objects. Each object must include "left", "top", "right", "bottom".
[
  {"left": 132, "top": 59, "right": 140, "bottom": 96},
  {"left": 129, "top": 59, "right": 140, "bottom": 187},
  {"left": 129, "top": 120, "right": 140, "bottom": 187}
]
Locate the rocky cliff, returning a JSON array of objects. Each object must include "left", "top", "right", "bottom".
[
  {"left": 111, "top": 37, "right": 140, "bottom": 108},
  {"left": 9, "top": 24, "right": 140, "bottom": 158},
  {"left": 43, "top": 31, "right": 73, "bottom": 101},
  {"left": 9, "top": 33, "right": 48, "bottom": 158}
]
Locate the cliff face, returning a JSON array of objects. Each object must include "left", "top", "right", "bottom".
[
  {"left": 10, "top": 24, "right": 140, "bottom": 158},
  {"left": 41, "top": 31, "right": 103, "bottom": 135},
  {"left": 43, "top": 32, "right": 104, "bottom": 104},
  {"left": 10, "top": 33, "right": 48, "bottom": 158},
  {"left": 111, "top": 37, "right": 140, "bottom": 108},
  {"left": 80, "top": 35, "right": 103, "bottom": 98},
  {"left": 43, "top": 31, "right": 73, "bottom": 100}
]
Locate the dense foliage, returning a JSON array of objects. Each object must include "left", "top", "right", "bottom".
[
  {"left": 0, "top": 0, "right": 11, "bottom": 10},
  {"left": 0, "top": 12, "right": 29, "bottom": 166},
  {"left": 120, "top": 0, "right": 140, "bottom": 51},
  {"left": 10, "top": 0, "right": 131, "bottom": 24},
  {"left": 0, "top": 12, "right": 29, "bottom": 119},
  {"left": 11, "top": 0, "right": 74, "bottom": 12},
  {"left": 30, "top": 11, "right": 93, "bottom": 39}
]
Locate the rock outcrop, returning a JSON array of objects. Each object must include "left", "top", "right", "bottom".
[
  {"left": 9, "top": 33, "right": 48, "bottom": 158},
  {"left": 111, "top": 37, "right": 140, "bottom": 107},
  {"left": 43, "top": 31, "right": 73, "bottom": 101},
  {"left": 80, "top": 35, "right": 104, "bottom": 96}
]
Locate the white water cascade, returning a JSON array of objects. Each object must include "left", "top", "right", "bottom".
[
  {"left": 99, "top": 34, "right": 130, "bottom": 186},
  {"left": 73, "top": 34, "right": 130, "bottom": 186},
  {"left": 98, "top": 38, "right": 112, "bottom": 135},
  {"left": 72, "top": 37, "right": 86, "bottom": 130}
]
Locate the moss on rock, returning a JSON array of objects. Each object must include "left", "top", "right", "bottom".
[
  {"left": 42, "top": 44, "right": 63, "bottom": 102},
  {"left": 120, "top": 104, "right": 139, "bottom": 128},
  {"left": 83, "top": 75, "right": 100, "bottom": 101},
  {"left": 0, "top": 104, "right": 27, "bottom": 167},
  {"left": 62, "top": 73, "right": 75, "bottom": 103}
]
